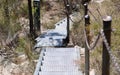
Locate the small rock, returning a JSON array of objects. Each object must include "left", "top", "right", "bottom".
[
  {"left": 0, "top": 56, "right": 4, "bottom": 63},
  {"left": 80, "top": 48, "right": 85, "bottom": 56},
  {"left": 90, "top": 69, "right": 96, "bottom": 75},
  {"left": 12, "top": 54, "right": 27, "bottom": 64},
  {"left": 74, "top": 45, "right": 85, "bottom": 56}
]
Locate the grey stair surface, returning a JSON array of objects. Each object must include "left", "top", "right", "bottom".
[
  {"left": 39, "top": 72, "right": 83, "bottom": 75},
  {"left": 34, "top": 47, "right": 83, "bottom": 75},
  {"left": 41, "top": 66, "right": 78, "bottom": 71},
  {"left": 34, "top": 12, "right": 81, "bottom": 48}
]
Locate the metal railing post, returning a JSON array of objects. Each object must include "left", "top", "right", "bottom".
[
  {"left": 33, "top": 0, "right": 40, "bottom": 35},
  {"left": 65, "top": 0, "right": 70, "bottom": 44},
  {"left": 102, "top": 16, "right": 112, "bottom": 75},
  {"left": 28, "top": 0, "right": 34, "bottom": 36},
  {"left": 64, "top": 0, "right": 70, "bottom": 44},
  {"left": 85, "top": 15, "right": 90, "bottom": 75},
  {"left": 84, "top": 2, "right": 90, "bottom": 75},
  {"left": 84, "top": 3, "right": 88, "bottom": 15}
]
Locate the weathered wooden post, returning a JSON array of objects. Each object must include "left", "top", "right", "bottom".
[
  {"left": 33, "top": 0, "right": 40, "bottom": 35},
  {"left": 84, "top": 3, "right": 90, "bottom": 75},
  {"left": 102, "top": 16, "right": 111, "bottom": 75}
]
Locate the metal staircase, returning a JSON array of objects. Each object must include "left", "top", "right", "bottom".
[{"left": 34, "top": 47, "right": 83, "bottom": 75}]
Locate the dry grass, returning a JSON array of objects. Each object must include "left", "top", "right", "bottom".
[{"left": 41, "top": 1, "right": 65, "bottom": 30}]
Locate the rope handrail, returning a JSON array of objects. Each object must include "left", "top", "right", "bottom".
[
  {"left": 69, "top": 15, "right": 84, "bottom": 24},
  {"left": 84, "top": 29, "right": 101, "bottom": 50},
  {"left": 88, "top": 9, "right": 102, "bottom": 26},
  {"left": 84, "top": 27, "right": 120, "bottom": 73},
  {"left": 83, "top": 2, "right": 120, "bottom": 74},
  {"left": 100, "top": 30, "right": 120, "bottom": 73}
]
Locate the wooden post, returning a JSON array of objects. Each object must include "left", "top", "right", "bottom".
[
  {"left": 84, "top": 3, "right": 90, "bottom": 75},
  {"left": 102, "top": 16, "right": 112, "bottom": 75},
  {"left": 33, "top": 0, "right": 40, "bottom": 35}
]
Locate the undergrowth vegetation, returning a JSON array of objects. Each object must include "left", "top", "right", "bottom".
[{"left": 0, "top": 0, "right": 37, "bottom": 61}]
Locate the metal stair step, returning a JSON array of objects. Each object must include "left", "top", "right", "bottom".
[
  {"left": 40, "top": 65, "right": 78, "bottom": 68},
  {"left": 43, "top": 56, "right": 76, "bottom": 60},
  {"left": 44, "top": 52, "right": 76, "bottom": 56},
  {"left": 42, "top": 61, "right": 75, "bottom": 66},
  {"left": 45, "top": 48, "right": 75, "bottom": 52},
  {"left": 39, "top": 71, "right": 83, "bottom": 75},
  {"left": 43, "top": 56, "right": 76, "bottom": 61},
  {"left": 40, "top": 66, "right": 79, "bottom": 71},
  {"left": 46, "top": 48, "right": 75, "bottom": 51},
  {"left": 45, "top": 51, "right": 75, "bottom": 54},
  {"left": 42, "top": 59, "right": 75, "bottom": 63},
  {"left": 42, "top": 57, "right": 75, "bottom": 62},
  {"left": 42, "top": 63, "right": 76, "bottom": 67}
]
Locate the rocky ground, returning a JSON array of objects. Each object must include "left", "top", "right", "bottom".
[
  {"left": 0, "top": 1, "right": 64, "bottom": 75},
  {"left": 0, "top": 54, "right": 35, "bottom": 75},
  {"left": 0, "top": 17, "right": 34, "bottom": 75}
]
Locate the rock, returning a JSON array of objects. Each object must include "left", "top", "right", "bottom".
[
  {"left": 11, "top": 67, "right": 22, "bottom": 75},
  {"left": 0, "top": 55, "right": 33, "bottom": 75},
  {"left": 80, "top": 48, "right": 85, "bottom": 56},
  {"left": 0, "top": 62, "right": 17, "bottom": 75},
  {"left": 33, "top": 60, "right": 38, "bottom": 63},
  {"left": 95, "top": 0, "right": 104, "bottom": 3},
  {"left": 90, "top": 69, "right": 96, "bottom": 75},
  {"left": 34, "top": 48, "right": 41, "bottom": 53},
  {"left": 12, "top": 54, "right": 27, "bottom": 64},
  {"left": 0, "top": 66, "right": 3, "bottom": 75},
  {"left": 20, "top": 61, "right": 29, "bottom": 66},
  {"left": 18, "top": 31, "right": 26, "bottom": 39},
  {"left": 74, "top": 45, "right": 85, "bottom": 56},
  {"left": 0, "top": 56, "right": 4, "bottom": 63}
]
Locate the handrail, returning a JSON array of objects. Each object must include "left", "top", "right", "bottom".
[{"left": 83, "top": 1, "right": 120, "bottom": 75}]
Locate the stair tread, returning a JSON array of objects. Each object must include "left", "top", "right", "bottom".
[{"left": 39, "top": 71, "right": 83, "bottom": 75}]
